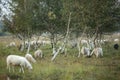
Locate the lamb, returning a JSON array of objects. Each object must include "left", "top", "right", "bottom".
[
  {"left": 6, "top": 55, "right": 32, "bottom": 73},
  {"left": 25, "top": 53, "right": 36, "bottom": 63},
  {"left": 90, "top": 47, "right": 103, "bottom": 58},
  {"left": 34, "top": 49, "right": 43, "bottom": 58}
]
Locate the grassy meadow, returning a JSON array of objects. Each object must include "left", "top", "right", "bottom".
[{"left": 0, "top": 36, "right": 120, "bottom": 80}]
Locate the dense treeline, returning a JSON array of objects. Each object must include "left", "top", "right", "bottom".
[{"left": 1, "top": 0, "right": 120, "bottom": 36}]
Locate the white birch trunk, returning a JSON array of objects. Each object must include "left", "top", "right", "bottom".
[
  {"left": 51, "top": 47, "right": 62, "bottom": 61},
  {"left": 51, "top": 12, "right": 71, "bottom": 61}
]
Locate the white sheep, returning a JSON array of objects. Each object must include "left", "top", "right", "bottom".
[
  {"left": 114, "top": 38, "right": 119, "bottom": 42},
  {"left": 78, "top": 46, "right": 90, "bottom": 57},
  {"left": 69, "top": 40, "right": 77, "bottom": 48},
  {"left": 6, "top": 55, "right": 32, "bottom": 73},
  {"left": 34, "top": 49, "right": 43, "bottom": 58},
  {"left": 37, "top": 40, "right": 43, "bottom": 45},
  {"left": 6, "top": 42, "right": 16, "bottom": 48},
  {"left": 88, "top": 40, "right": 94, "bottom": 50},
  {"left": 30, "top": 40, "right": 37, "bottom": 45},
  {"left": 81, "top": 40, "right": 88, "bottom": 46},
  {"left": 25, "top": 53, "right": 36, "bottom": 63},
  {"left": 42, "top": 40, "right": 51, "bottom": 46},
  {"left": 90, "top": 47, "right": 103, "bottom": 58},
  {"left": 20, "top": 41, "right": 29, "bottom": 50}
]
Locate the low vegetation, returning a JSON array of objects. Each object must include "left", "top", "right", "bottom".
[{"left": 0, "top": 39, "right": 120, "bottom": 80}]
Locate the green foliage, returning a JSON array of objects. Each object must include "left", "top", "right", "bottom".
[{"left": 2, "top": 0, "right": 120, "bottom": 41}]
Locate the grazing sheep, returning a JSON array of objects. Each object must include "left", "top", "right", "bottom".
[
  {"left": 34, "top": 49, "right": 43, "bottom": 58},
  {"left": 30, "top": 40, "right": 37, "bottom": 46},
  {"left": 90, "top": 47, "right": 103, "bottom": 58},
  {"left": 6, "top": 42, "right": 16, "bottom": 48},
  {"left": 42, "top": 40, "right": 51, "bottom": 46},
  {"left": 81, "top": 40, "right": 88, "bottom": 46},
  {"left": 114, "top": 44, "right": 119, "bottom": 50},
  {"left": 25, "top": 53, "right": 36, "bottom": 63},
  {"left": 37, "top": 40, "right": 43, "bottom": 45},
  {"left": 88, "top": 40, "right": 94, "bottom": 51},
  {"left": 114, "top": 38, "right": 119, "bottom": 42},
  {"left": 30, "top": 40, "right": 38, "bottom": 49},
  {"left": 79, "top": 46, "right": 90, "bottom": 57},
  {"left": 19, "top": 41, "right": 29, "bottom": 50},
  {"left": 6, "top": 55, "right": 32, "bottom": 73},
  {"left": 70, "top": 40, "right": 77, "bottom": 48}
]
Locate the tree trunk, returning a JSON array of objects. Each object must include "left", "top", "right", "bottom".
[{"left": 51, "top": 12, "right": 72, "bottom": 61}]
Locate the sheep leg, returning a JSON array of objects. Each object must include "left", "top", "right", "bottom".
[
  {"left": 87, "top": 51, "right": 90, "bottom": 56},
  {"left": 40, "top": 53, "right": 42, "bottom": 58},
  {"left": 7, "top": 64, "right": 10, "bottom": 72},
  {"left": 21, "top": 67, "right": 24, "bottom": 73},
  {"left": 19, "top": 64, "right": 23, "bottom": 73},
  {"left": 7, "top": 64, "right": 11, "bottom": 73},
  {"left": 77, "top": 42, "right": 81, "bottom": 58},
  {"left": 19, "top": 66, "right": 24, "bottom": 73},
  {"left": 8, "top": 65, "right": 11, "bottom": 72},
  {"left": 9, "top": 67, "right": 11, "bottom": 72},
  {"left": 12, "top": 66, "right": 14, "bottom": 72}
]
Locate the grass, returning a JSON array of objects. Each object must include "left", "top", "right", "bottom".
[{"left": 0, "top": 38, "right": 120, "bottom": 80}]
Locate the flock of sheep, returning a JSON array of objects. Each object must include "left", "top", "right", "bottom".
[
  {"left": 6, "top": 47, "right": 43, "bottom": 73},
  {"left": 77, "top": 39, "right": 104, "bottom": 58},
  {"left": 5, "top": 37, "right": 119, "bottom": 73}
]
